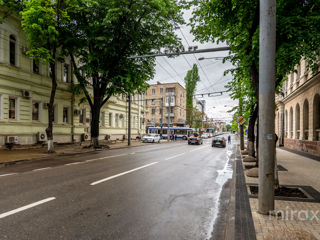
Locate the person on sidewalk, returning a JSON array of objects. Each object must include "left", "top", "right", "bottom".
[{"left": 228, "top": 135, "right": 231, "bottom": 144}]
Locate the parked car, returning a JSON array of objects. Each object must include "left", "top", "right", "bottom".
[
  {"left": 212, "top": 137, "right": 226, "bottom": 148},
  {"left": 142, "top": 134, "right": 161, "bottom": 143},
  {"left": 188, "top": 133, "right": 203, "bottom": 145}
]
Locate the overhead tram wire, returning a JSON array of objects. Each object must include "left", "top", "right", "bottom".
[
  {"left": 178, "top": 26, "right": 214, "bottom": 91},
  {"left": 156, "top": 59, "right": 177, "bottom": 81}
]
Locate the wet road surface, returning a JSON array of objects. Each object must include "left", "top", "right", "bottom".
[{"left": 0, "top": 136, "right": 235, "bottom": 240}]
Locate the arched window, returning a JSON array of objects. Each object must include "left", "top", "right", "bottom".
[
  {"left": 9, "top": 35, "right": 16, "bottom": 65},
  {"left": 295, "top": 104, "right": 300, "bottom": 139},
  {"left": 303, "top": 99, "right": 309, "bottom": 140},
  {"left": 285, "top": 110, "right": 288, "bottom": 137},
  {"left": 313, "top": 94, "right": 320, "bottom": 141},
  {"left": 289, "top": 107, "right": 293, "bottom": 138}
]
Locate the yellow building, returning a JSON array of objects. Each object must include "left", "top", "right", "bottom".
[
  {"left": 275, "top": 58, "right": 320, "bottom": 156},
  {"left": 0, "top": 10, "right": 146, "bottom": 148}
]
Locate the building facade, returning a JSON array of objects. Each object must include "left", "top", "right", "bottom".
[
  {"left": 145, "top": 82, "right": 186, "bottom": 126},
  {"left": 275, "top": 58, "right": 320, "bottom": 156},
  {"left": 0, "top": 10, "right": 146, "bottom": 148}
]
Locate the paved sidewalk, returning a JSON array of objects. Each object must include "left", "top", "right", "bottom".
[
  {"left": 0, "top": 140, "right": 150, "bottom": 164},
  {"left": 244, "top": 148, "right": 320, "bottom": 240}
]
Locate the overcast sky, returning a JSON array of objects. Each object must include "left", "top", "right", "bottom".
[{"left": 148, "top": 9, "right": 237, "bottom": 123}]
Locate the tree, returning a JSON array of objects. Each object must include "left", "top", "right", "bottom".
[
  {"left": 63, "top": 0, "right": 184, "bottom": 148},
  {"left": 190, "top": 0, "right": 320, "bottom": 156},
  {"left": 20, "top": 0, "right": 71, "bottom": 152},
  {"left": 184, "top": 64, "right": 200, "bottom": 125}
]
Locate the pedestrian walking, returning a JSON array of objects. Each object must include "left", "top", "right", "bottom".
[{"left": 228, "top": 135, "right": 231, "bottom": 144}]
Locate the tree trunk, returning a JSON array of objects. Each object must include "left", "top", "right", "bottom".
[
  {"left": 248, "top": 104, "right": 258, "bottom": 157},
  {"left": 46, "top": 61, "right": 57, "bottom": 153},
  {"left": 90, "top": 101, "right": 101, "bottom": 148}
]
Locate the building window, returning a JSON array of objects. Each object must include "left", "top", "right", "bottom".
[
  {"left": 9, "top": 35, "right": 16, "bottom": 66},
  {"left": 33, "top": 59, "right": 39, "bottom": 74},
  {"left": 160, "top": 88, "right": 163, "bottom": 94},
  {"left": 133, "top": 116, "right": 136, "bottom": 128},
  {"left": 115, "top": 113, "right": 119, "bottom": 127},
  {"left": 152, "top": 108, "right": 156, "bottom": 114},
  {"left": 109, "top": 112, "right": 113, "bottom": 127},
  {"left": 0, "top": 95, "right": 3, "bottom": 120},
  {"left": 152, "top": 89, "right": 156, "bottom": 95},
  {"left": 79, "top": 109, "right": 86, "bottom": 124},
  {"left": 100, "top": 111, "right": 105, "bottom": 126},
  {"left": 152, "top": 99, "right": 155, "bottom": 105},
  {"left": 63, "top": 107, "right": 69, "bottom": 123},
  {"left": 9, "top": 97, "right": 17, "bottom": 120},
  {"left": 160, "top": 109, "right": 163, "bottom": 114},
  {"left": 63, "top": 64, "right": 69, "bottom": 82},
  {"left": 32, "top": 102, "right": 40, "bottom": 121}
]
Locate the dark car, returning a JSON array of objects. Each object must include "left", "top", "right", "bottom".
[
  {"left": 188, "top": 133, "right": 203, "bottom": 145},
  {"left": 212, "top": 137, "right": 226, "bottom": 148}
]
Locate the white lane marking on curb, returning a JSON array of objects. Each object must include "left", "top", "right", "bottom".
[
  {"left": 90, "top": 162, "right": 158, "bottom": 186},
  {"left": 130, "top": 152, "right": 136, "bottom": 155},
  {"left": 0, "top": 197, "right": 56, "bottom": 219},
  {"left": 65, "top": 162, "right": 84, "bottom": 166},
  {"left": 189, "top": 146, "right": 207, "bottom": 152},
  {"left": 0, "top": 173, "right": 17, "bottom": 177},
  {"left": 32, "top": 167, "right": 52, "bottom": 172},
  {"left": 164, "top": 153, "right": 185, "bottom": 161}
]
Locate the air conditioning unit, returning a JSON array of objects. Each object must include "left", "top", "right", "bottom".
[
  {"left": 37, "top": 132, "right": 47, "bottom": 142},
  {"left": 6, "top": 136, "right": 18, "bottom": 144},
  {"left": 43, "top": 102, "right": 49, "bottom": 109},
  {"left": 22, "top": 90, "right": 32, "bottom": 99},
  {"left": 74, "top": 109, "right": 80, "bottom": 116},
  {"left": 81, "top": 133, "right": 89, "bottom": 141}
]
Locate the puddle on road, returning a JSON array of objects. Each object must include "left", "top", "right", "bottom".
[{"left": 206, "top": 141, "right": 236, "bottom": 239}]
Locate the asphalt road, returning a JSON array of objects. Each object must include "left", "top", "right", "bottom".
[{"left": 0, "top": 136, "right": 235, "bottom": 240}]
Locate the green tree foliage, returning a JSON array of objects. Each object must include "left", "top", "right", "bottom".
[
  {"left": 20, "top": 0, "right": 71, "bottom": 152},
  {"left": 61, "top": 0, "right": 184, "bottom": 147},
  {"left": 189, "top": 0, "right": 320, "bottom": 155},
  {"left": 184, "top": 64, "right": 200, "bottom": 125}
]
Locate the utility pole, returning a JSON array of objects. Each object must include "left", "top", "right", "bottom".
[
  {"left": 167, "top": 94, "right": 171, "bottom": 142},
  {"left": 160, "top": 97, "right": 164, "bottom": 136},
  {"left": 258, "top": 0, "right": 276, "bottom": 215},
  {"left": 128, "top": 95, "right": 131, "bottom": 146}
]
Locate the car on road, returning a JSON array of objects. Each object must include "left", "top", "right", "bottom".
[
  {"left": 201, "top": 133, "right": 209, "bottom": 139},
  {"left": 188, "top": 133, "right": 203, "bottom": 145},
  {"left": 212, "top": 137, "right": 226, "bottom": 148},
  {"left": 142, "top": 134, "right": 161, "bottom": 143}
]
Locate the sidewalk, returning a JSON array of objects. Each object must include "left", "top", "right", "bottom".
[
  {"left": 0, "top": 140, "right": 150, "bottom": 164},
  {"left": 244, "top": 148, "right": 320, "bottom": 240}
]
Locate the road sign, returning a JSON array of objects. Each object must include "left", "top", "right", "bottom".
[{"left": 237, "top": 116, "right": 246, "bottom": 125}]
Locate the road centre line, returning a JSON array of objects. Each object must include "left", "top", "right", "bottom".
[
  {"left": 0, "top": 173, "right": 17, "bottom": 177},
  {"left": 164, "top": 153, "right": 185, "bottom": 161},
  {"left": 90, "top": 162, "right": 158, "bottom": 186},
  {"left": 189, "top": 146, "right": 208, "bottom": 152},
  {"left": 65, "top": 162, "right": 85, "bottom": 166},
  {"left": 32, "top": 167, "right": 52, "bottom": 172},
  {"left": 0, "top": 197, "right": 56, "bottom": 219}
]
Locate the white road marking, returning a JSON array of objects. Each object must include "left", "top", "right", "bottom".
[
  {"left": 164, "top": 153, "right": 185, "bottom": 161},
  {"left": 85, "top": 153, "right": 128, "bottom": 163},
  {"left": 130, "top": 152, "right": 136, "bottom": 155},
  {"left": 65, "top": 162, "right": 84, "bottom": 166},
  {"left": 32, "top": 167, "right": 52, "bottom": 172},
  {"left": 0, "top": 173, "right": 17, "bottom": 177},
  {"left": 0, "top": 197, "right": 56, "bottom": 219},
  {"left": 189, "top": 146, "right": 207, "bottom": 152},
  {"left": 90, "top": 162, "right": 158, "bottom": 186}
]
